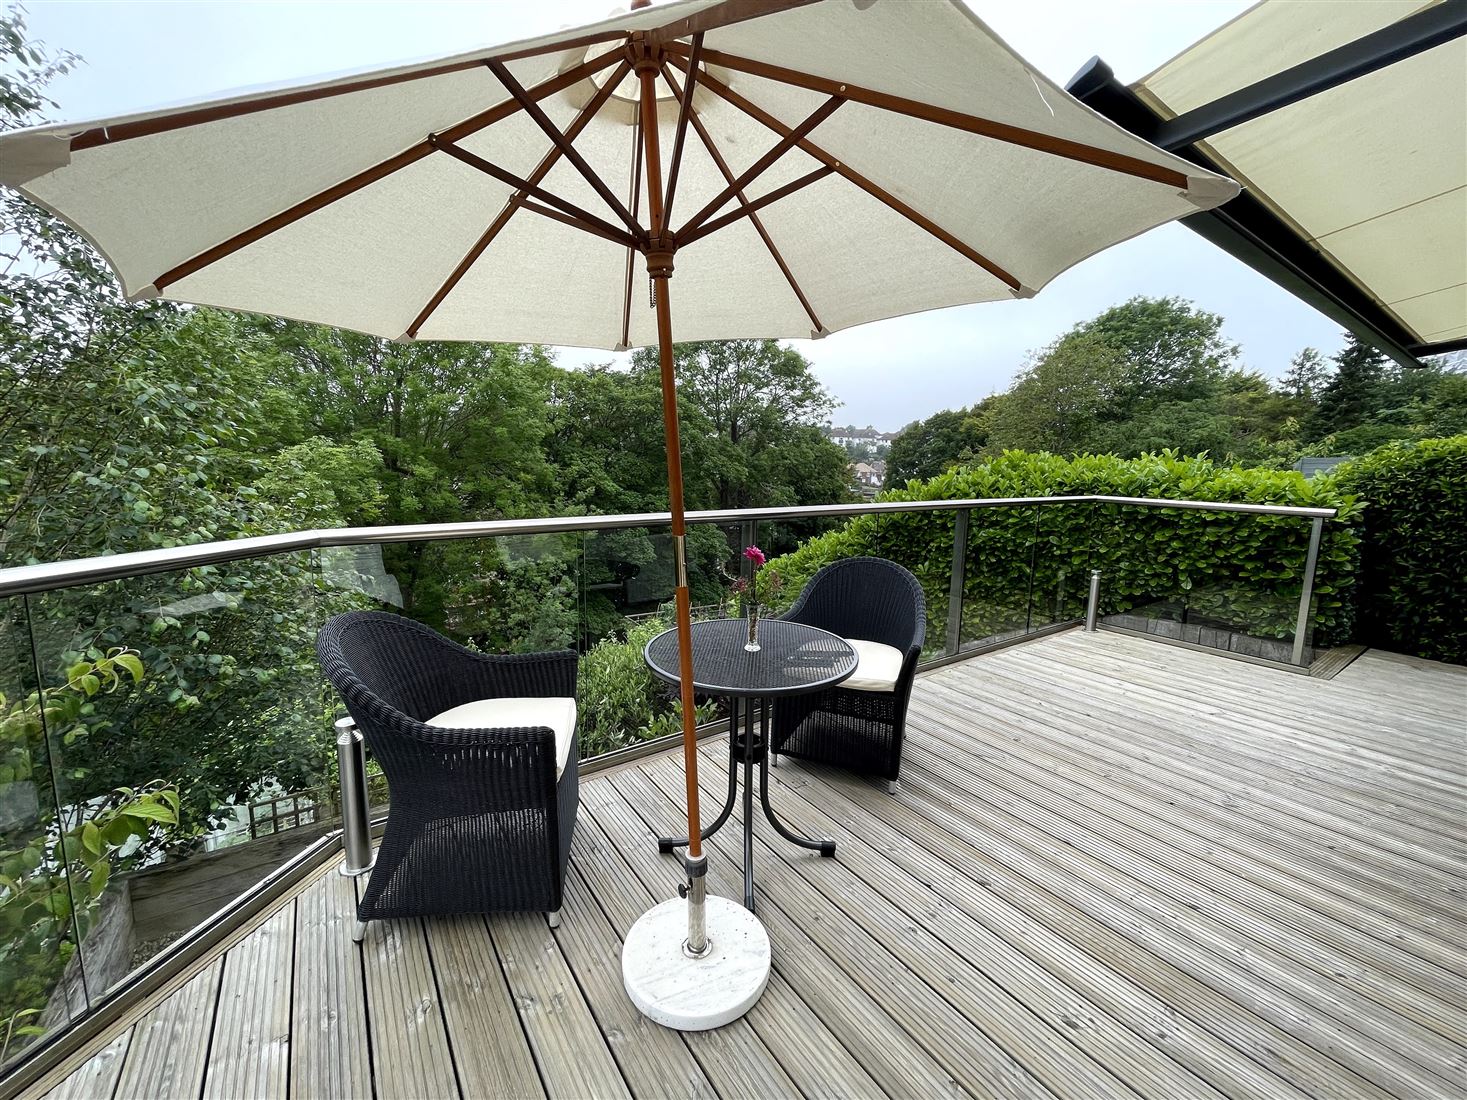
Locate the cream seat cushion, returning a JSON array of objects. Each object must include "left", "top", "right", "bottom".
[
  {"left": 840, "top": 638, "right": 905, "bottom": 692},
  {"left": 426, "top": 697, "right": 577, "bottom": 778}
]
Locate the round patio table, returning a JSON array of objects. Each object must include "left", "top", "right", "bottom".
[{"left": 644, "top": 618, "right": 857, "bottom": 912}]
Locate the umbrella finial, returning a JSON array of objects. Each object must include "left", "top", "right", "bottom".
[{"left": 630, "top": 0, "right": 652, "bottom": 8}]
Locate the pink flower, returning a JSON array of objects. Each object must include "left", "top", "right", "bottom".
[{"left": 743, "top": 545, "right": 766, "bottom": 567}]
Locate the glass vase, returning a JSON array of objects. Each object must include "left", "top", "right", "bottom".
[{"left": 745, "top": 602, "right": 761, "bottom": 652}]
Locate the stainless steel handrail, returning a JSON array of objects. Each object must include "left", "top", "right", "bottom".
[{"left": 0, "top": 494, "right": 1337, "bottom": 598}]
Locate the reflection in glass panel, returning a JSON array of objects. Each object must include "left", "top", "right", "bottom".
[
  {"left": 960, "top": 505, "right": 1039, "bottom": 652},
  {"left": 1028, "top": 501, "right": 1095, "bottom": 629},
  {"left": 576, "top": 525, "right": 724, "bottom": 759},
  {"left": 26, "top": 549, "right": 331, "bottom": 1009},
  {"left": 1, "top": 595, "right": 81, "bottom": 1070}
]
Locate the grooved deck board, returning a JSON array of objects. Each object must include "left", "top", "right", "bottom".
[
  {"left": 290, "top": 869, "right": 370, "bottom": 1100},
  {"left": 202, "top": 904, "right": 294, "bottom": 1099},
  {"left": 361, "top": 916, "right": 458, "bottom": 1099},
  {"left": 424, "top": 915, "right": 547, "bottom": 1100},
  {"left": 42, "top": 1031, "right": 129, "bottom": 1100},
  {"left": 35, "top": 631, "right": 1467, "bottom": 1100},
  {"left": 489, "top": 913, "right": 630, "bottom": 1100},
  {"left": 111, "top": 959, "right": 221, "bottom": 1100}
]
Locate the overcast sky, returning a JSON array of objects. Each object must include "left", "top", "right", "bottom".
[{"left": 23, "top": 0, "right": 1347, "bottom": 429}]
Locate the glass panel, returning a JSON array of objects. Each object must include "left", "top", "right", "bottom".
[
  {"left": 763, "top": 511, "right": 951, "bottom": 662},
  {"left": 1092, "top": 504, "right": 1304, "bottom": 664},
  {"left": 1028, "top": 501, "right": 1094, "bottom": 629},
  {"left": 960, "top": 505, "right": 1039, "bottom": 652},
  {"left": 576, "top": 524, "right": 732, "bottom": 759},
  {"left": 26, "top": 549, "right": 331, "bottom": 1008},
  {"left": 1, "top": 594, "right": 81, "bottom": 1071}
]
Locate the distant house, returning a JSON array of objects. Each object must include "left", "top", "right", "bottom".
[
  {"left": 1293, "top": 456, "right": 1353, "bottom": 478},
  {"left": 850, "top": 460, "right": 886, "bottom": 494},
  {"left": 827, "top": 425, "right": 899, "bottom": 448}
]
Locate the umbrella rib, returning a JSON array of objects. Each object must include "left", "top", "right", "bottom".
[
  {"left": 430, "top": 138, "right": 641, "bottom": 249},
  {"left": 150, "top": 50, "right": 623, "bottom": 293},
  {"left": 621, "top": 109, "right": 644, "bottom": 350},
  {"left": 664, "top": 44, "right": 1190, "bottom": 189},
  {"left": 486, "top": 59, "right": 642, "bottom": 237},
  {"left": 674, "top": 95, "right": 844, "bottom": 241},
  {"left": 675, "top": 57, "right": 1021, "bottom": 293},
  {"left": 679, "top": 165, "right": 834, "bottom": 247},
  {"left": 519, "top": 200, "right": 640, "bottom": 246},
  {"left": 405, "top": 60, "right": 632, "bottom": 340},
  {"left": 660, "top": 32, "right": 703, "bottom": 232},
  {"left": 661, "top": 63, "right": 825, "bottom": 335}
]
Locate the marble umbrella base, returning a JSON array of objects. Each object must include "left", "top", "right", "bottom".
[{"left": 622, "top": 894, "right": 771, "bottom": 1031}]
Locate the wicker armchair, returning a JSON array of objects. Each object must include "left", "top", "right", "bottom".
[
  {"left": 317, "top": 611, "right": 578, "bottom": 939},
  {"left": 771, "top": 557, "right": 925, "bottom": 791}
]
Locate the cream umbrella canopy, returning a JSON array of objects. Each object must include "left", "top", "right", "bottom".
[{"left": 0, "top": 0, "right": 1237, "bottom": 1029}]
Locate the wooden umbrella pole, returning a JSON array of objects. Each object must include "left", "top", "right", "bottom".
[{"left": 635, "top": 39, "right": 708, "bottom": 952}]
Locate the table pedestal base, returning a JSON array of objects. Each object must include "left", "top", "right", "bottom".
[
  {"left": 657, "top": 697, "right": 835, "bottom": 912},
  {"left": 622, "top": 895, "right": 770, "bottom": 1031}
]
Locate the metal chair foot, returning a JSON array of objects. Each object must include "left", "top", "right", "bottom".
[
  {"left": 351, "top": 920, "right": 367, "bottom": 944},
  {"left": 887, "top": 779, "right": 900, "bottom": 794},
  {"left": 547, "top": 910, "right": 562, "bottom": 929},
  {"left": 770, "top": 752, "right": 778, "bottom": 768}
]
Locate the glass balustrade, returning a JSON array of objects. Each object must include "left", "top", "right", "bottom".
[{"left": 0, "top": 495, "right": 1333, "bottom": 1072}]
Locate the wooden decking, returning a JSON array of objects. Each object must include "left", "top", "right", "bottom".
[{"left": 38, "top": 629, "right": 1467, "bottom": 1100}]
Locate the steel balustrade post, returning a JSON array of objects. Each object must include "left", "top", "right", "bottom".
[
  {"left": 1291, "top": 516, "right": 1325, "bottom": 667},
  {"left": 335, "top": 716, "right": 375, "bottom": 877},
  {"left": 1085, "top": 570, "right": 1102, "bottom": 632},
  {"left": 945, "top": 508, "right": 969, "bottom": 656}
]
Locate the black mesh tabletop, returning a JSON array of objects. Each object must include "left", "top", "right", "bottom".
[{"left": 644, "top": 618, "right": 856, "bottom": 698}]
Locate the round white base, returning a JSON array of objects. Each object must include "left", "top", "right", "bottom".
[{"left": 622, "top": 895, "right": 771, "bottom": 1031}]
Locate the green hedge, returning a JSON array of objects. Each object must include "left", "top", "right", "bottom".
[
  {"left": 768, "top": 451, "right": 1361, "bottom": 652},
  {"left": 1333, "top": 436, "right": 1467, "bottom": 664},
  {"left": 576, "top": 618, "right": 715, "bottom": 757}
]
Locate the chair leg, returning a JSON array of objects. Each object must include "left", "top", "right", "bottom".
[
  {"left": 887, "top": 779, "right": 900, "bottom": 794},
  {"left": 547, "top": 910, "right": 562, "bottom": 930},
  {"left": 770, "top": 751, "right": 778, "bottom": 768},
  {"left": 351, "top": 920, "right": 367, "bottom": 944}
]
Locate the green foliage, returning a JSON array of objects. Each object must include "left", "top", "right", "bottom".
[
  {"left": 0, "top": 646, "right": 178, "bottom": 1056},
  {"left": 1306, "top": 336, "right": 1388, "bottom": 441},
  {"left": 885, "top": 404, "right": 990, "bottom": 488},
  {"left": 986, "top": 333, "right": 1127, "bottom": 455},
  {"left": 771, "top": 451, "right": 1361, "bottom": 650},
  {"left": 1082, "top": 295, "right": 1237, "bottom": 408},
  {"left": 1280, "top": 347, "right": 1329, "bottom": 404},
  {"left": 1333, "top": 436, "right": 1467, "bottom": 663},
  {"left": 575, "top": 618, "right": 715, "bottom": 758},
  {"left": 627, "top": 339, "right": 852, "bottom": 511}
]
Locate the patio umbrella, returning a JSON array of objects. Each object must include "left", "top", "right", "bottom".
[{"left": 0, "top": 0, "right": 1236, "bottom": 1030}]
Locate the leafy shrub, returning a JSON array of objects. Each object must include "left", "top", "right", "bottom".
[
  {"left": 769, "top": 450, "right": 1361, "bottom": 649},
  {"left": 1, "top": 650, "right": 179, "bottom": 1061},
  {"left": 1333, "top": 436, "right": 1467, "bottom": 663},
  {"left": 576, "top": 618, "right": 715, "bottom": 757}
]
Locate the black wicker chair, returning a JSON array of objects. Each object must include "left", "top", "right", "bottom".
[
  {"left": 317, "top": 611, "right": 578, "bottom": 940},
  {"left": 771, "top": 557, "right": 925, "bottom": 791}
]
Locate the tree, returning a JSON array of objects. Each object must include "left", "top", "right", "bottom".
[
  {"left": 884, "top": 405, "right": 989, "bottom": 488},
  {"left": 1279, "top": 347, "right": 1330, "bottom": 404},
  {"left": 1306, "top": 335, "right": 1388, "bottom": 441},
  {"left": 242, "top": 320, "right": 564, "bottom": 629},
  {"left": 1089, "top": 400, "right": 1238, "bottom": 460},
  {"left": 1073, "top": 296, "right": 1237, "bottom": 411},
  {"left": 985, "top": 333, "right": 1127, "bottom": 455},
  {"left": 627, "top": 339, "right": 850, "bottom": 512}
]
